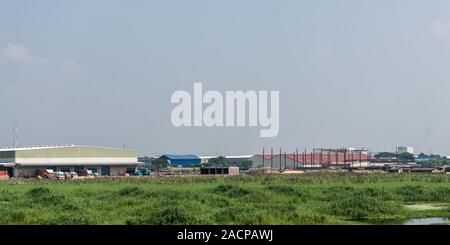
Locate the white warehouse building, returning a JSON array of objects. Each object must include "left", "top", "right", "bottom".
[{"left": 0, "top": 145, "right": 139, "bottom": 177}]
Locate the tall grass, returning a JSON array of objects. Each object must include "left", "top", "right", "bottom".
[{"left": 0, "top": 173, "right": 449, "bottom": 224}]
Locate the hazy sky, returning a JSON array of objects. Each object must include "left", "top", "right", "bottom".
[{"left": 1, "top": 0, "right": 450, "bottom": 156}]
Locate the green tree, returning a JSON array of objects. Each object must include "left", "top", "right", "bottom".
[
  {"left": 397, "top": 152, "right": 415, "bottom": 162},
  {"left": 206, "top": 156, "right": 229, "bottom": 167},
  {"left": 205, "top": 157, "right": 253, "bottom": 170},
  {"left": 374, "top": 152, "right": 396, "bottom": 159},
  {"left": 237, "top": 160, "right": 252, "bottom": 170},
  {"left": 152, "top": 159, "right": 170, "bottom": 170}
]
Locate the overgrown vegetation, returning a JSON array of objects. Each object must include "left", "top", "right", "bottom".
[{"left": 0, "top": 173, "right": 449, "bottom": 224}]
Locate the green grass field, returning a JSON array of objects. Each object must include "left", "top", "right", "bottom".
[{"left": 1, "top": 173, "right": 450, "bottom": 224}]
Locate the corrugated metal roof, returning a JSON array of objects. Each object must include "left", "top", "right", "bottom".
[
  {"left": 252, "top": 154, "right": 276, "bottom": 160},
  {"left": 200, "top": 155, "right": 253, "bottom": 159},
  {"left": 0, "top": 144, "right": 76, "bottom": 152},
  {"left": 285, "top": 153, "right": 374, "bottom": 164},
  {"left": 225, "top": 155, "right": 253, "bottom": 159},
  {"left": 0, "top": 144, "right": 137, "bottom": 152},
  {"left": 251, "top": 153, "right": 373, "bottom": 163},
  {"left": 162, "top": 154, "right": 200, "bottom": 160}
]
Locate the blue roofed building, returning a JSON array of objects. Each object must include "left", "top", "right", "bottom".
[{"left": 159, "top": 154, "right": 201, "bottom": 167}]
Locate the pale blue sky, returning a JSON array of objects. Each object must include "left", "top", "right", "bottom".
[{"left": 1, "top": 0, "right": 450, "bottom": 156}]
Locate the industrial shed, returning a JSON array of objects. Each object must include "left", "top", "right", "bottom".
[
  {"left": 250, "top": 152, "right": 373, "bottom": 169},
  {"left": 249, "top": 154, "right": 276, "bottom": 168},
  {"left": 0, "top": 145, "right": 139, "bottom": 177},
  {"left": 159, "top": 154, "right": 201, "bottom": 167}
]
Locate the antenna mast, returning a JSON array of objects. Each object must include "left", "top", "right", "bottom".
[{"left": 12, "top": 120, "right": 19, "bottom": 147}]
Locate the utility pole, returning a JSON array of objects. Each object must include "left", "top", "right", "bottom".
[
  {"left": 303, "top": 148, "right": 306, "bottom": 169},
  {"left": 262, "top": 148, "right": 265, "bottom": 168},
  {"left": 293, "top": 151, "right": 296, "bottom": 169},
  {"left": 360, "top": 151, "right": 362, "bottom": 168},
  {"left": 279, "top": 148, "right": 282, "bottom": 172},
  {"left": 270, "top": 148, "right": 273, "bottom": 170}
]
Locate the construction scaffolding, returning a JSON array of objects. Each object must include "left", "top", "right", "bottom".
[{"left": 260, "top": 147, "right": 372, "bottom": 170}]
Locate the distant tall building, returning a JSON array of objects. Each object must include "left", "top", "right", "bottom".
[{"left": 397, "top": 146, "right": 414, "bottom": 154}]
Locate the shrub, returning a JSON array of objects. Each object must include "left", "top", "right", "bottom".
[
  {"left": 267, "top": 185, "right": 298, "bottom": 195},
  {"left": 212, "top": 184, "right": 250, "bottom": 198},
  {"left": 0, "top": 207, "right": 26, "bottom": 224},
  {"left": 40, "top": 213, "right": 96, "bottom": 225},
  {"left": 27, "top": 187, "right": 52, "bottom": 198},
  {"left": 295, "top": 212, "right": 330, "bottom": 224},
  {"left": 361, "top": 187, "right": 394, "bottom": 201},
  {"left": 26, "top": 187, "right": 63, "bottom": 206},
  {"left": 0, "top": 190, "right": 17, "bottom": 202},
  {"left": 117, "top": 186, "right": 144, "bottom": 196},
  {"left": 395, "top": 185, "right": 429, "bottom": 202},
  {"left": 126, "top": 204, "right": 197, "bottom": 225},
  {"left": 213, "top": 205, "right": 264, "bottom": 224},
  {"left": 429, "top": 187, "right": 450, "bottom": 202},
  {"left": 329, "top": 192, "right": 406, "bottom": 221},
  {"left": 319, "top": 185, "right": 356, "bottom": 201}
]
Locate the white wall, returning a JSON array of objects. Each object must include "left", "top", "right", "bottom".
[{"left": 15, "top": 157, "right": 137, "bottom": 166}]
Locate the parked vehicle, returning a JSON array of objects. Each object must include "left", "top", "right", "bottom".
[
  {"left": 127, "top": 168, "right": 152, "bottom": 176},
  {"left": 140, "top": 168, "right": 152, "bottom": 176},
  {"left": 56, "top": 171, "right": 65, "bottom": 180},
  {"left": 36, "top": 169, "right": 57, "bottom": 179},
  {"left": 78, "top": 170, "right": 95, "bottom": 177}
]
